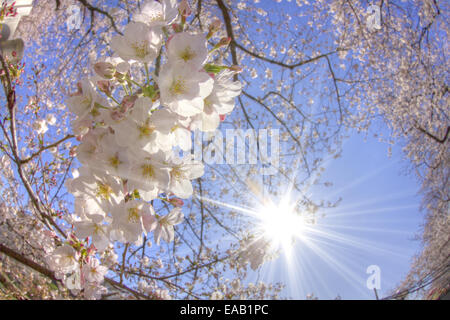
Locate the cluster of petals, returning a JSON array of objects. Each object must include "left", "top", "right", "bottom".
[{"left": 47, "top": 0, "right": 242, "bottom": 298}]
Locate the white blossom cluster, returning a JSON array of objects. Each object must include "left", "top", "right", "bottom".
[
  {"left": 238, "top": 235, "right": 273, "bottom": 271},
  {"left": 46, "top": 0, "right": 241, "bottom": 299},
  {"left": 210, "top": 278, "right": 281, "bottom": 300}
]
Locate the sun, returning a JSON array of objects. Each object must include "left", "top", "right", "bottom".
[
  {"left": 194, "top": 192, "right": 309, "bottom": 256},
  {"left": 255, "top": 198, "right": 306, "bottom": 254}
]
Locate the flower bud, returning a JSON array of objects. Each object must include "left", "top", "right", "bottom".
[
  {"left": 179, "top": 0, "right": 192, "bottom": 17},
  {"left": 171, "top": 23, "right": 183, "bottom": 33},
  {"left": 97, "top": 80, "right": 112, "bottom": 95},
  {"left": 209, "top": 19, "right": 221, "bottom": 33},
  {"left": 110, "top": 94, "right": 137, "bottom": 122},
  {"left": 219, "top": 37, "right": 231, "bottom": 46},
  {"left": 214, "top": 37, "right": 231, "bottom": 49},
  {"left": 207, "top": 19, "right": 221, "bottom": 38},
  {"left": 169, "top": 198, "right": 184, "bottom": 207},
  {"left": 229, "top": 65, "right": 243, "bottom": 73},
  {"left": 87, "top": 244, "right": 96, "bottom": 256},
  {"left": 120, "top": 94, "right": 138, "bottom": 113},
  {"left": 94, "top": 62, "right": 115, "bottom": 79},
  {"left": 116, "top": 61, "right": 130, "bottom": 74},
  {"left": 114, "top": 71, "right": 126, "bottom": 83}
]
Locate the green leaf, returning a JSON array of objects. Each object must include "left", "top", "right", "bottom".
[{"left": 204, "top": 64, "right": 228, "bottom": 74}]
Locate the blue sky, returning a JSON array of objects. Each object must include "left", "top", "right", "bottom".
[
  {"left": 222, "top": 1, "right": 426, "bottom": 299},
  {"left": 247, "top": 127, "right": 424, "bottom": 299},
  {"left": 6, "top": 0, "right": 429, "bottom": 300}
]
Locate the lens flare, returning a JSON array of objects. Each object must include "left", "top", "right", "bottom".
[{"left": 255, "top": 199, "right": 306, "bottom": 255}]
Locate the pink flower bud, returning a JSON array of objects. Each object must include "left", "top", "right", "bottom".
[
  {"left": 229, "top": 65, "right": 243, "bottom": 73},
  {"left": 179, "top": 0, "right": 192, "bottom": 17},
  {"left": 171, "top": 24, "right": 182, "bottom": 33},
  {"left": 94, "top": 62, "right": 115, "bottom": 79},
  {"left": 87, "top": 244, "right": 96, "bottom": 256},
  {"left": 114, "top": 71, "right": 126, "bottom": 82},
  {"left": 216, "top": 37, "right": 231, "bottom": 48},
  {"left": 209, "top": 19, "right": 221, "bottom": 33},
  {"left": 220, "top": 114, "right": 226, "bottom": 122},
  {"left": 97, "top": 80, "right": 111, "bottom": 95},
  {"left": 120, "top": 94, "right": 138, "bottom": 113},
  {"left": 169, "top": 198, "right": 184, "bottom": 207}
]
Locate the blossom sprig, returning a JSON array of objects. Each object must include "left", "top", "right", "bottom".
[
  {"left": 0, "top": 0, "right": 18, "bottom": 65},
  {"left": 47, "top": 0, "right": 242, "bottom": 299},
  {"left": 0, "top": 1, "right": 17, "bottom": 23},
  {"left": 0, "top": 52, "right": 25, "bottom": 87}
]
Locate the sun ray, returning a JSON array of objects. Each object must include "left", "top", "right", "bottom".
[
  {"left": 299, "top": 237, "right": 372, "bottom": 298},
  {"left": 195, "top": 156, "right": 419, "bottom": 300},
  {"left": 194, "top": 194, "right": 256, "bottom": 215},
  {"left": 325, "top": 204, "right": 420, "bottom": 218}
]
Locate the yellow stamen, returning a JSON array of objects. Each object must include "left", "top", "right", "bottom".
[
  {"left": 171, "top": 167, "right": 183, "bottom": 179},
  {"left": 90, "top": 107, "right": 100, "bottom": 117},
  {"left": 132, "top": 42, "right": 150, "bottom": 59},
  {"left": 94, "top": 224, "right": 103, "bottom": 235},
  {"left": 96, "top": 182, "right": 113, "bottom": 200},
  {"left": 128, "top": 207, "right": 141, "bottom": 223},
  {"left": 138, "top": 123, "right": 155, "bottom": 138},
  {"left": 171, "top": 124, "right": 179, "bottom": 133},
  {"left": 179, "top": 46, "right": 195, "bottom": 62},
  {"left": 109, "top": 156, "right": 121, "bottom": 169},
  {"left": 142, "top": 164, "right": 155, "bottom": 179},
  {"left": 204, "top": 97, "right": 212, "bottom": 108},
  {"left": 169, "top": 79, "right": 186, "bottom": 96}
]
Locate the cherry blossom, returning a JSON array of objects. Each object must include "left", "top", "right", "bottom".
[
  {"left": 158, "top": 62, "right": 214, "bottom": 116},
  {"left": 168, "top": 156, "right": 204, "bottom": 199},
  {"left": 8, "top": 0, "right": 445, "bottom": 302},
  {"left": 191, "top": 70, "right": 242, "bottom": 132},
  {"left": 167, "top": 32, "right": 208, "bottom": 69},
  {"left": 111, "top": 22, "right": 163, "bottom": 63},
  {"left": 74, "top": 214, "right": 110, "bottom": 251},
  {"left": 82, "top": 258, "right": 108, "bottom": 283},
  {"left": 32, "top": 119, "right": 49, "bottom": 135},
  {"left": 151, "top": 207, "right": 184, "bottom": 245},
  {"left": 111, "top": 199, "right": 154, "bottom": 244},
  {"left": 133, "top": 0, "right": 178, "bottom": 28},
  {"left": 46, "top": 245, "right": 80, "bottom": 274}
]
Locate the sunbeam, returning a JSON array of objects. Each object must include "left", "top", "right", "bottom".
[{"left": 253, "top": 198, "right": 306, "bottom": 257}]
